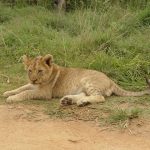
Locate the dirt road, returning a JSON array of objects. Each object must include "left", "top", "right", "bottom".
[{"left": 0, "top": 105, "right": 150, "bottom": 150}]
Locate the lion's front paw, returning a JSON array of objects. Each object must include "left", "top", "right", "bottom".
[
  {"left": 6, "top": 95, "right": 19, "bottom": 103},
  {"left": 60, "top": 96, "right": 73, "bottom": 106},
  {"left": 3, "top": 91, "right": 13, "bottom": 98}
]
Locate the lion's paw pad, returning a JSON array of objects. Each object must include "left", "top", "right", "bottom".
[{"left": 60, "top": 97, "right": 73, "bottom": 106}]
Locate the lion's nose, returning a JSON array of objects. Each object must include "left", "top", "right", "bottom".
[{"left": 32, "top": 79, "right": 37, "bottom": 83}]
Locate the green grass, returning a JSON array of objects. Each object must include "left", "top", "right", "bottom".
[
  {"left": 107, "top": 108, "right": 142, "bottom": 125},
  {"left": 0, "top": 2, "right": 150, "bottom": 126},
  {"left": 0, "top": 3, "right": 150, "bottom": 82}
]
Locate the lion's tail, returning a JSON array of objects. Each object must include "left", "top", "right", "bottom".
[{"left": 112, "top": 77, "right": 150, "bottom": 97}]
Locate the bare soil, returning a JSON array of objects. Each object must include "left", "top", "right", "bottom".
[{"left": 0, "top": 104, "right": 150, "bottom": 150}]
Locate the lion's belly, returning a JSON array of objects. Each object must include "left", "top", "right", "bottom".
[
  {"left": 52, "top": 78, "right": 83, "bottom": 98},
  {"left": 52, "top": 86, "right": 82, "bottom": 98}
]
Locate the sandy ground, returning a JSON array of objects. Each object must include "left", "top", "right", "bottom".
[{"left": 0, "top": 104, "right": 150, "bottom": 150}]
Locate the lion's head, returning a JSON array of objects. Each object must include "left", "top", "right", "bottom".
[{"left": 23, "top": 54, "right": 54, "bottom": 85}]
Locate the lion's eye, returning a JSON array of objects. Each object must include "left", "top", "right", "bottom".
[
  {"left": 38, "top": 70, "right": 43, "bottom": 73},
  {"left": 28, "top": 69, "right": 32, "bottom": 73}
]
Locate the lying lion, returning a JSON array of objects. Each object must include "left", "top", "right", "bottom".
[{"left": 3, "top": 54, "right": 150, "bottom": 106}]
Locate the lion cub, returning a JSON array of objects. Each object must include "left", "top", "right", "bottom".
[{"left": 3, "top": 54, "right": 150, "bottom": 106}]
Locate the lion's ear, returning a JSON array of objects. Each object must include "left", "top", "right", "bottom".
[
  {"left": 43, "top": 54, "right": 53, "bottom": 66},
  {"left": 22, "top": 55, "right": 31, "bottom": 69}
]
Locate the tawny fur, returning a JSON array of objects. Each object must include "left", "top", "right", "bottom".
[{"left": 3, "top": 54, "right": 150, "bottom": 106}]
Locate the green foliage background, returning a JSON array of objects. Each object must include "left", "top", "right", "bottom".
[
  {"left": 1, "top": 0, "right": 149, "bottom": 10},
  {"left": 0, "top": 0, "right": 150, "bottom": 88}
]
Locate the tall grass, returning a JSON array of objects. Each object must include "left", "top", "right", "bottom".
[
  {"left": 0, "top": 1, "right": 150, "bottom": 88},
  {"left": 1, "top": 0, "right": 149, "bottom": 10}
]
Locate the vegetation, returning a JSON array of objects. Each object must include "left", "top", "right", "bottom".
[{"left": 0, "top": 0, "right": 150, "bottom": 126}]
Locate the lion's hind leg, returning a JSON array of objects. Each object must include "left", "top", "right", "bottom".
[
  {"left": 76, "top": 95, "right": 105, "bottom": 107},
  {"left": 60, "top": 91, "right": 105, "bottom": 107},
  {"left": 60, "top": 93, "right": 86, "bottom": 106},
  {"left": 76, "top": 86, "right": 106, "bottom": 106}
]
